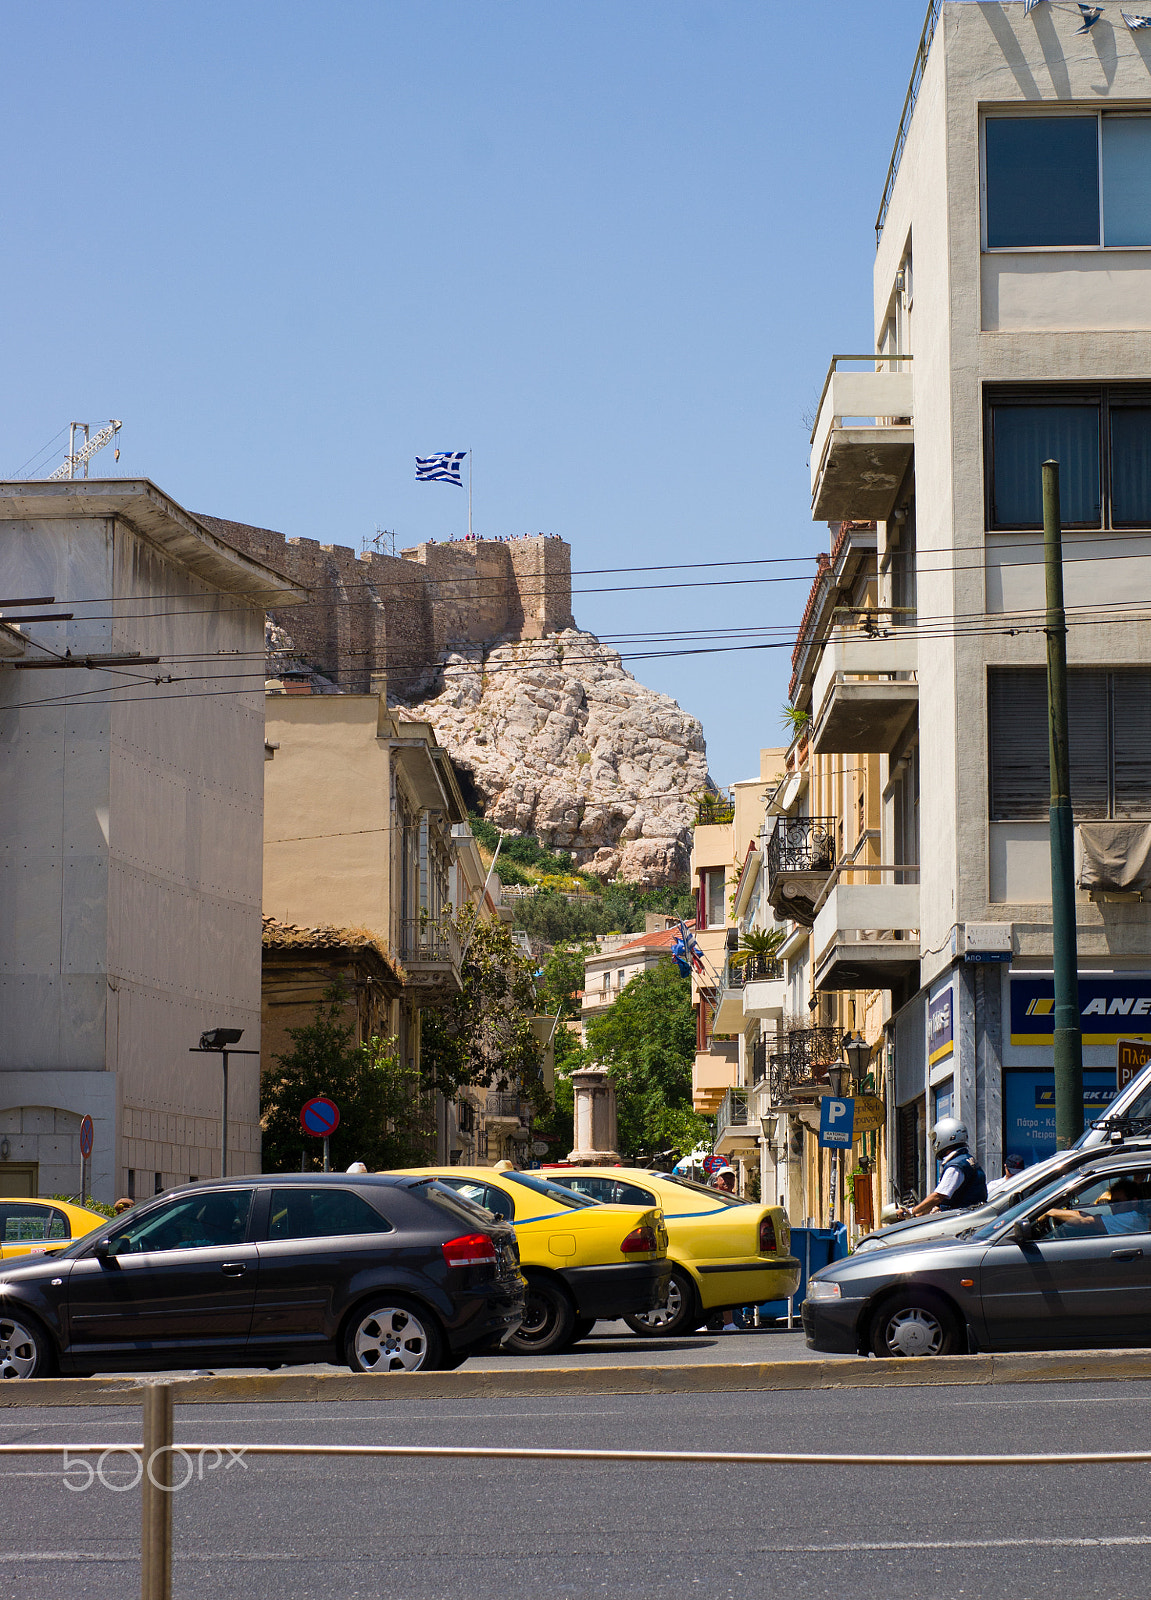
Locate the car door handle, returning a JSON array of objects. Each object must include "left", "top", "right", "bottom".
[
  {"left": 1111, "top": 1248, "right": 1143, "bottom": 1261},
  {"left": 220, "top": 1262, "right": 247, "bottom": 1276}
]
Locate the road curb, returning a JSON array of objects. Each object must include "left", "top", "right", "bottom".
[{"left": 4, "top": 1348, "right": 1151, "bottom": 1406}]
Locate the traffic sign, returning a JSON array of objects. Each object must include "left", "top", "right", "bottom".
[
  {"left": 819, "top": 1095, "right": 855, "bottom": 1149},
  {"left": 1118, "top": 1039, "right": 1151, "bottom": 1092},
  {"left": 300, "top": 1097, "right": 340, "bottom": 1137},
  {"left": 531, "top": 1141, "right": 549, "bottom": 1158},
  {"left": 79, "top": 1115, "right": 94, "bottom": 1159},
  {"left": 702, "top": 1154, "right": 727, "bottom": 1175}
]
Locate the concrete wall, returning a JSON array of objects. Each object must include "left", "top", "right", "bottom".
[{"left": 0, "top": 510, "right": 267, "bottom": 1200}]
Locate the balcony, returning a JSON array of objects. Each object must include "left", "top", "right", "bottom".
[
  {"left": 485, "top": 1092, "right": 531, "bottom": 1124},
  {"left": 812, "top": 881, "right": 920, "bottom": 994},
  {"left": 714, "top": 1088, "right": 758, "bottom": 1156},
  {"left": 766, "top": 815, "right": 837, "bottom": 928},
  {"left": 400, "top": 917, "right": 462, "bottom": 998},
  {"left": 693, "top": 1041, "right": 739, "bottom": 1114},
  {"left": 769, "top": 1026, "right": 842, "bottom": 1104},
  {"left": 810, "top": 358, "right": 913, "bottom": 523},
  {"left": 811, "top": 626, "right": 918, "bottom": 756},
  {"left": 740, "top": 956, "right": 787, "bottom": 1024},
  {"left": 694, "top": 792, "right": 735, "bottom": 827}
]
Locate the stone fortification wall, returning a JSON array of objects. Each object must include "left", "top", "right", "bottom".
[{"left": 198, "top": 516, "right": 571, "bottom": 696}]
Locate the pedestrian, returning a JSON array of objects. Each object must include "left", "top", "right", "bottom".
[
  {"left": 113, "top": 1197, "right": 133, "bottom": 1215},
  {"left": 899, "top": 1118, "right": 987, "bottom": 1218},
  {"left": 1003, "top": 1152, "right": 1025, "bottom": 1180},
  {"left": 709, "top": 1165, "right": 739, "bottom": 1330}
]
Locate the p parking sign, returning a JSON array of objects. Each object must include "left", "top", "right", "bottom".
[{"left": 819, "top": 1095, "right": 855, "bottom": 1149}]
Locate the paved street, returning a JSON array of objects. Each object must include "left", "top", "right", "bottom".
[{"left": 3, "top": 1371, "right": 1151, "bottom": 1599}]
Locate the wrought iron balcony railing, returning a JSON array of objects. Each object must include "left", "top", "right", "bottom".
[
  {"left": 766, "top": 816, "right": 837, "bottom": 881},
  {"left": 485, "top": 1092, "right": 531, "bottom": 1122},
  {"left": 725, "top": 952, "right": 785, "bottom": 989},
  {"left": 399, "top": 918, "right": 461, "bottom": 967},
  {"left": 767, "top": 1026, "right": 843, "bottom": 1102},
  {"left": 694, "top": 793, "right": 736, "bottom": 827}
]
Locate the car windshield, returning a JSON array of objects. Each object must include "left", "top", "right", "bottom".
[
  {"left": 964, "top": 1171, "right": 1082, "bottom": 1241},
  {"left": 505, "top": 1173, "right": 597, "bottom": 1208},
  {"left": 1076, "top": 1078, "right": 1151, "bottom": 1145},
  {"left": 659, "top": 1175, "right": 746, "bottom": 1207}
]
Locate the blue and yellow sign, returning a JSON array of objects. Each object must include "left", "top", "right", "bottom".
[
  {"left": 928, "top": 988, "right": 954, "bottom": 1066},
  {"left": 1010, "top": 975, "right": 1151, "bottom": 1047},
  {"left": 1003, "top": 1070, "right": 1119, "bottom": 1165}
]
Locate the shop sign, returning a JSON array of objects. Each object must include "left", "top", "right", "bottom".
[
  {"left": 928, "top": 987, "right": 954, "bottom": 1066},
  {"left": 1010, "top": 975, "right": 1151, "bottom": 1046},
  {"left": 1118, "top": 1039, "right": 1151, "bottom": 1092},
  {"left": 1003, "top": 1070, "right": 1119, "bottom": 1165}
]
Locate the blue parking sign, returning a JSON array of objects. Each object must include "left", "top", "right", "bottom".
[{"left": 819, "top": 1095, "right": 855, "bottom": 1149}]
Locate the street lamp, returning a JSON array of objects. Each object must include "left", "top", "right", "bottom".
[
  {"left": 189, "top": 1028, "right": 259, "bottom": 1179},
  {"left": 842, "top": 1031, "right": 871, "bottom": 1092},
  {"left": 826, "top": 1063, "right": 845, "bottom": 1099}
]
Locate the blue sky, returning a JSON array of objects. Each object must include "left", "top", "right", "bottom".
[{"left": 4, "top": 0, "right": 933, "bottom": 786}]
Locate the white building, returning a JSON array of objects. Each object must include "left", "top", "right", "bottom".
[
  {"left": 795, "top": 0, "right": 1151, "bottom": 1203},
  {"left": 0, "top": 480, "right": 302, "bottom": 1201}
]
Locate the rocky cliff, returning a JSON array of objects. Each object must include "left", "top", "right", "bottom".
[{"left": 393, "top": 630, "right": 709, "bottom": 886}]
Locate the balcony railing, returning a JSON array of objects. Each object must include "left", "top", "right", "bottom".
[
  {"left": 767, "top": 816, "right": 836, "bottom": 880},
  {"left": 715, "top": 1088, "right": 750, "bottom": 1143},
  {"left": 726, "top": 952, "right": 785, "bottom": 988},
  {"left": 694, "top": 793, "right": 736, "bottom": 827},
  {"left": 400, "top": 918, "right": 460, "bottom": 967},
  {"left": 768, "top": 1026, "right": 842, "bottom": 1102},
  {"left": 485, "top": 1092, "right": 531, "bottom": 1122}
]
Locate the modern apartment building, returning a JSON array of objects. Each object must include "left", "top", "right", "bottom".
[{"left": 794, "top": 0, "right": 1151, "bottom": 1207}]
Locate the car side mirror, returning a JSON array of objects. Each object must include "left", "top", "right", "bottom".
[
  {"left": 1012, "top": 1218, "right": 1033, "bottom": 1245},
  {"left": 93, "top": 1237, "right": 117, "bottom": 1267}
]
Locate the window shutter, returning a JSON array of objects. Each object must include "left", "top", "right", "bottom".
[
  {"left": 1113, "top": 669, "right": 1151, "bottom": 818},
  {"left": 989, "top": 668, "right": 1048, "bottom": 819},
  {"left": 1068, "top": 670, "right": 1109, "bottom": 820}
]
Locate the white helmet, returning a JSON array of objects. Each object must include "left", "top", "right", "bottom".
[{"left": 932, "top": 1117, "right": 970, "bottom": 1158}]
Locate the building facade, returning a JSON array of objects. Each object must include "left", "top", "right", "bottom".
[
  {"left": 799, "top": 0, "right": 1151, "bottom": 1209},
  {"left": 0, "top": 480, "right": 303, "bottom": 1201}
]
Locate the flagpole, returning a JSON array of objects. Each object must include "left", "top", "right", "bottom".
[{"left": 468, "top": 450, "right": 473, "bottom": 540}]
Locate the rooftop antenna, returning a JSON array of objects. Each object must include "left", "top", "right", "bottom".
[
  {"left": 365, "top": 527, "right": 396, "bottom": 558},
  {"left": 49, "top": 420, "right": 122, "bottom": 480}
]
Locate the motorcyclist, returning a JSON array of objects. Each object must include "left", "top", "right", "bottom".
[{"left": 899, "top": 1117, "right": 987, "bottom": 1219}]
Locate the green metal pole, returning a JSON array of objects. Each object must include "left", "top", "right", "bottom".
[{"left": 1043, "top": 459, "right": 1083, "bottom": 1149}]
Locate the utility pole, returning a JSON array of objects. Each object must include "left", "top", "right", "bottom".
[{"left": 1043, "top": 459, "right": 1083, "bottom": 1148}]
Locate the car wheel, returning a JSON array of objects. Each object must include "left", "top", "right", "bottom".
[
  {"left": 344, "top": 1297, "right": 444, "bottom": 1374},
  {"left": 502, "top": 1276, "right": 576, "bottom": 1355},
  {"left": 870, "top": 1292, "right": 959, "bottom": 1359},
  {"left": 623, "top": 1268, "right": 700, "bottom": 1337},
  {"left": 571, "top": 1317, "right": 596, "bottom": 1343},
  {"left": 0, "top": 1312, "right": 56, "bottom": 1380}
]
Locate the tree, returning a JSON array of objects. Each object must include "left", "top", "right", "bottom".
[
  {"left": 584, "top": 959, "right": 712, "bottom": 1161},
  {"left": 419, "top": 906, "right": 546, "bottom": 1109},
  {"left": 260, "top": 987, "right": 435, "bottom": 1172},
  {"left": 528, "top": 941, "right": 592, "bottom": 1157}
]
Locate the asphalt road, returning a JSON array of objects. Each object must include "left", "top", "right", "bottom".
[{"left": 4, "top": 1367, "right": 1151, "bottom": 1600}]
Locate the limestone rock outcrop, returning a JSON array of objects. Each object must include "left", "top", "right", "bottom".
[{"left": 394, "top": 630, "right": 709, "bottom": 886}]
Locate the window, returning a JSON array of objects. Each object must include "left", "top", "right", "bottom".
[
  {"left": 550, "top": 1175, "right": 656, "bottom": 1207},
  {"left": 267, "top": 1187, "right": 391, "bottom": 1240},
  {"left": 106, "top": 1191, "right": 252, "bottom": 1255},
  {"left": 706, "top": 870, "right": 726, "bottom": 929},
  {"left": 0, "top": 1204, "right": 69, "bottom": 1243},
  {"left": 986, "top": 386, "right": 1151, "bottom": 531},
  {"left": 1036, "top": 1169, "right": 1151, "bottom": 1239},
  {"left": 435, "top": 1177, "right": 515, "bottom": 1222},
  {"left": 985, "top": 114, "right": 1151, "bottom": 249},
  {"left": 988, "top": 668, "right": 1151, "bottom": 820}
]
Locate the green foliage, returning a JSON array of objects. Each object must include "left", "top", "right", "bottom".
[
  {"left": 52, "top": 1193, "right": 114, "bottom": 1217},
  {"left": 494, "top": 857, "right": 532, "bottom": 886},
  {"left": 511, "top": 882, "right": 696, "bottom": 942},
  {"left": 781, "top": 704, "right": 810, "bottom": 735},
  {"left": 584, "top": 960, "right": 712, "bottom": 1162},
  {"left": 469, "top": 813, "right": 500, "bottom": 852},
  {"left": 420, "top": 907, "right": 547, "bottom": 1110},
  {"left": 730, "top": 926, "right": 787, "bottom": 969},
  {"left": 260, "top": 987, "right": 435, "bottom": 1173},
  {"left": 467, "top": 813, "right": 593, "bottom": 882}
]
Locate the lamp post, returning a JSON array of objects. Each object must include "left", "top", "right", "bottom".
[
  {"left": 189, "top": 1028, "right": 260, "bottom": 1178},
  {"left": 842, "top": 1031, "right": 871, "bottom": 1093}
]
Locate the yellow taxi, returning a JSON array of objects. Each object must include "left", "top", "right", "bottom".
[
  {"left": 390, "top": 1167, "right": 670, "bottom": 1354},
  {"left": 0, "top": 1197, "right": 107, "bottom": 1261},
  {"left": 543, "top": 1168, "right": 800, "bottom": 1335}
]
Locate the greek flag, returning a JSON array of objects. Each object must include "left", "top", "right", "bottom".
[
  {"left": 1023, "top": 0, "right": 1045, "bottom": 12},
  {"left": 415, "top": 452, "right": 466, "bottom": 486},
  {"left": 1076, "top": 2, "right": 1103, "bottom": 28},
  {"left": 1123, "top": 9, "right": 1151, "bottom": 25}
]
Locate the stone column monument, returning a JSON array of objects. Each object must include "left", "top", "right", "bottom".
[{"left": 568, "top": 1064, "right": 620, "bottom": 1164}]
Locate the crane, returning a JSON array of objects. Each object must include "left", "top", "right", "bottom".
[{"left": 49, "top": 420, "right": 122, "bottom": 480}]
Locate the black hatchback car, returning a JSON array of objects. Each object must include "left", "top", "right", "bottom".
[
  {"left": 0, "top": 1174, "right": 524, "bottom": 1379},
  {"left": 804, "top": 1146, "right": 1151, "bottom": 1358}
]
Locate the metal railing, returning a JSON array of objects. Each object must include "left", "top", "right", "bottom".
[
  {"left": 693, "top": 792, "right": 735, "bottom": 827},
  {"left": 767, "top": 816, "right": 837, "bottom": 881},
  {"left": 485, "top": 1092, "right": 529, "bottom": 1121},
  {"left": 768, "top": 1026, "right": 843, "bottom": 1101},
  {"left": 725, "top": 952, "right": 784, "bottom": 989},
  {"left": 399, "top": 918, "right": 460, "bottom": 966},
  {"left": 715, "top": 1087, "right": 750, "bottom": 1142},
  {"left": 875, "top": 0, "right": 942, "bottom": 243}
]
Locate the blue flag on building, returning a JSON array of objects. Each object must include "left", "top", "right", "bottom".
[
  {"left": 416, "top": 452, "right": 466, "bottom": 486},
  {"left": 1123, "top": 10, "right": 1151, "bottom": 26},
  {"left": 1023, "top": 0, "right": 1045, "bottom": 13},
  {"left": 1076, "top": 3, "right": 1103, "bottom": 29}
]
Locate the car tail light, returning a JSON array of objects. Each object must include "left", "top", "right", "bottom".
[
  {"left": 620, "top": 1225, "right": 657, "bottom": 1254},
  {"left": 759, "top": 1215, "right": 778, "bottom": 1254},
  {"left": 442, "top": 1232, "right": 498, "bottom": 1269}
]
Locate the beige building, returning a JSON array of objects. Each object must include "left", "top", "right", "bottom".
[
  {"left": 580, "top": 917, "right": 684, "bottom": 1042},
  {"left": 0, "top": 479, "right": 303, "bottom": 1201}
]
